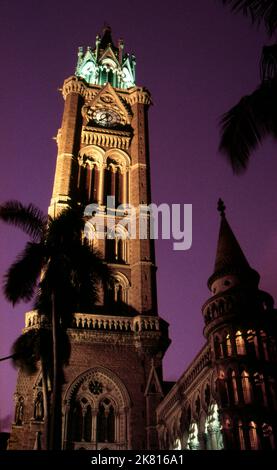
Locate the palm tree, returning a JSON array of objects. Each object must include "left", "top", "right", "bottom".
[
  {"left": 220, "top": 1, "right": 277, "bottom": 36},
  {"left": 0, "top": 201, "right": 111, "bottom": 449},
  {"left": 219, "top": 1, "right": 277, "bottom": 172}
]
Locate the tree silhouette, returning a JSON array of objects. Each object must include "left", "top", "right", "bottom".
[
  {"left": 0, "top": 201, "right": 111, "bottom": 449},
  {"left": 219, "top": 1, "right": 277, "bottom": 172}
]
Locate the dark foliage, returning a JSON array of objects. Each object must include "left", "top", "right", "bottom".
[
  {"left": 219, "top": 78, "right": 277, "bottom": 172},
  {"left": 221, "top": 0, "right": 277, "bottom": 35}
]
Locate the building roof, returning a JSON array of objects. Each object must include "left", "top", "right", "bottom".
[{"left": 208, "top": 199, "right": 259, "bottom": 288}]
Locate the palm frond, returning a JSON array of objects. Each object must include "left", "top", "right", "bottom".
[
  {"left": 219, "top": 78, "right": 277, "bottom": 172},
  {"left": 46, "top": 205, "right": 84, "bottom": 251},
  {"left": 4, "top": 242, "right": 45, "bottom": 304},
  {"left": 221, "top": 0, "right": 277, "bottom": 35},
  {"left": 11, "top": 327, "right": 70, "bottom": 374},
  {"left": 260, "top": 44, "right": 277, "bottom": 80},
  {"left": 0, "top": 200, "right": 47, "bottom": 241}
]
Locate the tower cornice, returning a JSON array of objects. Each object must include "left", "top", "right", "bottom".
[{"left": 61, "top": 76, "right": 152, "bottom": 106}]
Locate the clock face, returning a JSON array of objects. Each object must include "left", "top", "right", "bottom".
[{"left": 93, "top": 108, "right": 121, "bottom": 127}]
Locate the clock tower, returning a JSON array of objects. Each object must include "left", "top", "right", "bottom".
[{"left": 8, "top": 26, "right": 170, "bottom": 450}]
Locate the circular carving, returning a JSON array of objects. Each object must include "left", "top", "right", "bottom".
[
  {"left": 89, "top": 380, "right": 103, "bottom": 395},
  {"left": 93, "top": 108, "right": 121, "bottom": 127}
]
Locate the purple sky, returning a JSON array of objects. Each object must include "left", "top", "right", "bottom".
[{"left": 1, "top": 0, "right": 277, "bottom": 431}]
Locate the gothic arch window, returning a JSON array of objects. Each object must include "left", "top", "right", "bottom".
[
  {"left": 15, "top": 396, "right": 24, "bottom": 426},
  {"left": 269, "top": 377, "right": 277, "bottom": 409},
  {"left": 260, "top": 330, "right": 269, "bottom": 361},
  {"left": 253, "top": 373, "right": 267, "bottom": 406},
  {"left": 268, "top": 336, "right": 277, "bottom": 360},
  {"left": 78, "top": 162, "right": 100, "bottom": 204},
  {"left": 216, "top": 373, "right": 228, "bottom": 407},
  {"left": 246, "top": 329, "right": 258, "bottom": 358},
  {"left": 83, "top": 222, "right": 97, "bottom": 247},
  {"left": 249, "top": 421, "right": 259, "bottom": 450},
  {"left": 78, "top": 148, "right": 105, "bottom": 206},
  {"left": 222, "top": 333, "right": 232, "bottom": 357},
  {"left": 97, "top": 398, "right": 115, "bottom": 443},
  {"left": 106, "top": 225, "right": 129, "bottom": 263},
  {"left": 238, "top": 420, "right": 246, "bottom": 450},
  {"left": 261, "top": 423, "right": 274, "bottom": 449},
  {"left": 204, "top": 384, "right": 211, "bottom": 408},
  {"left": 227, "top": 369, "right": 238, "bottom": 405},
  {"left": 194, "top": 395, "right": 201, "bottom": 417},
  {"left": 104, "top": 152, "right": 130, "bottom": 208},
  {"left": 34, "top": 391, "right": 44, "bottom": 421},
  {"left": 106, "top": 272, "right": 130, "bottom": 305},
  {"left": 71, "top": 397, "right": 92, "bottom": 443},
  {"left": 241, "top": 370, "right": 252, "bottom": 404},
  {"left": 235, "top": 330, "right": 246, "bottom": 355},
  {"left": 214, "top": 336, "right": 221, "bottom": 359},
  {"left": 65, "top": 368, "right": 130, "bottom": 450}
]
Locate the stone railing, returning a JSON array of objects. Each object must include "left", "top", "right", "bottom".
[{"left": 25, "top": 310, "right": 162, "bottom": 333}]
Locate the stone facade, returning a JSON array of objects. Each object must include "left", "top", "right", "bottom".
[
  {"left": 157, "top": 203, "right": 277, "bottom": 450},
  {"left": 8, "top": 27, "right": 277, "bottom": 451},
  {"left": 8, "top": 26, "right": 169, "bottom": 450}
]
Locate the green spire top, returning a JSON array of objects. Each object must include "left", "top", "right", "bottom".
[{"left": 75, "top": 26, "right": 136, "bottom": 89}]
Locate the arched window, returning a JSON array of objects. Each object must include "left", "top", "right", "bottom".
[
  {"left": 78, "top": 163, "right": 99, "bottom": 204},
  {"left": 104, "top": 164, "right": 123, "bottom": 208},
  {"left": 104, "top": 153, "right": 130, "bottom": 208},
  {"left": 241, "top": 371, "right": 252, "bottom": 404},
  {"left": 97, "top": 398, "right": 115, "bottom": 443},
  {"left": 71, "top": 398, "right": 92, "bottom": 442},
  {"left": 226, "top": 334, "right": 232, "bottom": 356},
  {"left": 214, "top": 336, "right": 222, "bottom": 359},
  {"left": 106, "top": 226, "right": 129, "bottom": 263},
  {"left": 216, "top": 372, "right": 228, "bottom": 407},
  {"left": 260, "top": 330, "right": 269, "bottom": 361},
  {"left": 72, "top": 401, "right": 83, "bottom": 442},
  {"left": 227, "top": 370, "right": 238, "bottom": 405},
  {"left": 238, "top": 420, "right": 245, "bottom": 450},
  {"left": 84, "top": 405, "right": 92, "bottom": 442},
  {"left": 269, "top": 377, "right": 277, "bottom": 409},
  {"left": 105, "top": 272, "right": 130, "bottom": 305},
  {"left": 235, "top": 331, "right": 246, "bottom": 355},
  {"left": 15, "top": 396, "right": 24, "bottom": 426},
  {"left": 249, "top": 421, "right": 259, "bottom": 450},
  {"left": 34, "top": 391, "right": 44, "bottom": 421},
  {"left": 246, "top": 330, "right": 257, "bottom": 358},
  {"left": 268, "top": 336, "right": 277, "bottom": 360},
  {"left": 253, "top": 373, "right": 267, "bottom": 406},
  {"left": 83, "top": 222, "right": 96, "bottom": 247}
]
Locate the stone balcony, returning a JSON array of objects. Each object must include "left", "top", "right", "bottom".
[{"left": 24, "top": 310, "right": 166, "bottom": 334}]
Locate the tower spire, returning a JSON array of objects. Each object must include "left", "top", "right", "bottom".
[
  {"left": 208, "top": 199, "right": 259, "bottom": 290},
  {"left": 217, "top": 198, "right": 226, "bottom": 217}
]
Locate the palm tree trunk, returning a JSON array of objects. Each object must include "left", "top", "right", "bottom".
[
  {"left": 41, "top": 359, "right": 50, "bottom": 450},
  {"left": 49, "top": 291, "right": 62, "bottom": 450}
]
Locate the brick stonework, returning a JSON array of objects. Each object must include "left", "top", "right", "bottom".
[{"left": 9, "top": 35, "right": 170, "bottom": 450}]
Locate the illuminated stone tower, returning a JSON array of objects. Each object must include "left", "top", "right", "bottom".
[
  {"left": 157, "top": 201, "right": 277, "bottom": 450},
  {"left": 203, "top": 200, "right": 277, "bottom": 449},
  {"left": 8, "top": 26, "right": 170, "bottom": 450}
]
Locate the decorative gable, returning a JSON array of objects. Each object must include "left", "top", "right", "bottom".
[{"left": 82, "top": 82, "right": 132, "bottom": 126}]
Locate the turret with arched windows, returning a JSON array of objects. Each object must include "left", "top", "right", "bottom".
[{"left": 156, "top": 200, "right": 277, "bottom": 451}]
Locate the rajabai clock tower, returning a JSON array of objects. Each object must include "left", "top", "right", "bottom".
[{"left": 8, "top": 26, "right": 170, "bottom": 450}]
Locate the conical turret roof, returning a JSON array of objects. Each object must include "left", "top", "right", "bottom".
[{"left": 208, "top": 199, "right": 259, "bottom": 289}]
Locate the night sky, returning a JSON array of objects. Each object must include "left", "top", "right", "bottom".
[{"left": 1, "top": 0, "right": 277, "bottom": 431}]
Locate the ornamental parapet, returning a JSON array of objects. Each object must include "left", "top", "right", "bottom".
[{"left": 25, "top": 310, "right": 167, "bottom": 334}]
